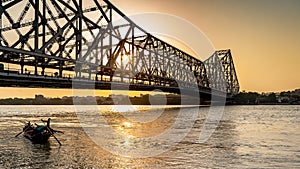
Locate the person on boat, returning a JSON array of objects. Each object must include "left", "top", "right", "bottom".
[
  {"left": 41, "top": 118, "right": 51, "bottom": 128},
  {"left": 23, "top": 121, "right": 33, "bottom": 131},
  {"left": 34, "top": 125, "right": 47, "bottom": 133}
]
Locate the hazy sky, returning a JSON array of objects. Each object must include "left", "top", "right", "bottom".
[
  {"left": 1, "top": 0, "right": 300, "bottom": 98},
  {"left": 110, "top": 0, "right": 300, "bottom": 92}
]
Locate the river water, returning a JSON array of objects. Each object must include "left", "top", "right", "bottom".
[{"left": 0, "top": 105, "right": 299, "bottom": 168}]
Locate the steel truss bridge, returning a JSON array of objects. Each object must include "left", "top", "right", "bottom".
[{"left": 0, "top": 0, "right": 239, "bottom": 99}]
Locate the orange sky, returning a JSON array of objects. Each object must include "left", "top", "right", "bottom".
[
  {"left": 110, "top": 0, "right": 300, "bottom": 93},
  {"left": 1, "top": 0, "right": 300, "bottom": 98}
]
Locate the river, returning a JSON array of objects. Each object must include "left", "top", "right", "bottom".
[{"left": 0, "top": 105, "right": 299, "bottom": 168}]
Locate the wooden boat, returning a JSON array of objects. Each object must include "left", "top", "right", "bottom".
[
  {"left": 20, "top": 118, "right": 63, "bottom": 145},
  {"left": 23, "top": 122, "right": 51, "bottom": 144}
]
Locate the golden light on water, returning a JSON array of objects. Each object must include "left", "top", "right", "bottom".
[
  {"left": 112, "top": 105, "right": 135, "bottom": 113},
  {"left": 122, "top": 121, "right": 132, "bottom": 128},
  {"left": 116, "top": 121, "right": 136, "bottom": 137},
  {"left": 104, "top": 106, "right": 179, "bottom": 139}
]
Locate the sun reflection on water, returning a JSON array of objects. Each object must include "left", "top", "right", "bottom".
[
  {"left": 105, "top": 106, "right": 178, "bottom": 138},
  {"left": 122, "top": 121, "right": 132, "bottom": 128}
]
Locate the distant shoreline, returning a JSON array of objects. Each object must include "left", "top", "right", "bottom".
[
  {"left": 0, "top": 101, "right": 298, "bottom": 106},
  {"left": 1, "top": 89, "right": 299, "bottom": 105}
]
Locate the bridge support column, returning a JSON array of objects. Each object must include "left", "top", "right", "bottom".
[
  {"left": 0, "top": 0, "right": 2, "bottom": 46},
  {"left": 34, "top": 0, "right": 39, "bottom": 76},
  {"left": 20, "top": 58, "right": 24, "bottom": 74},
  {"left": 59, "top": 61, "right": 63, "bottom": 78},
  {"left": 41, "top": 66, "right": 45, "bottom": 76},
  {"left": 20, "top": 65, "right": 24, "bottom": 75},
  {"left": 88, "top": 69, "right": 91, "bottom": 80},
  {"left": 120, "top": 54, "right": 124, "bottom": 82}
]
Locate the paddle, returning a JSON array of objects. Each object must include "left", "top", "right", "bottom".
[
  {"left": 41, "top": 118, "right": 62, "bottom": 146},
  {"left": 41, "top": 120, "right": 64, "bottom": 134},
  {"left": 51, "top": 129, "right": 64, "bottom": 134},
  {"left": 15, "top": 131, "right": 24, "bottom": 137},
  {"left": 46, "top": 126, "right": 62, "bottom": 146},
  {"left": 15, "top": 123, "right": 31, "bottom": 137}
]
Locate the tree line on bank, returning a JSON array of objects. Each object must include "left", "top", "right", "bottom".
[
  {"left": 232, "top": 90, "right": 300, "bottom": 105},
  {"left": 0, "top": 89, "right": 299, "bottom": 105}
]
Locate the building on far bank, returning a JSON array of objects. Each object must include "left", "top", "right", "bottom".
[
  {"left": 35, "top": 94, "right": 45, "bottom": 100},
  {"left": 294, "top": 89, "right": 300, "bottom": 96}
]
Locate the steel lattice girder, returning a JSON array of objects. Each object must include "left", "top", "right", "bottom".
[
  {"left": 0, "top": 0, "right": 239, "bottom": 95},
  {"left": 216, "top": 49, "right": 240, "bottom": 95}
]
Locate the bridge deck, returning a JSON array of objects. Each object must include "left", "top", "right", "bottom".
[{"left": 0, "top": 71, "right": 222, "bottom": 99}]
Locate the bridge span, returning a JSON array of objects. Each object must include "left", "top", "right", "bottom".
[{"left": 0, "top": 0, "right": 239, "bottom": 98}]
